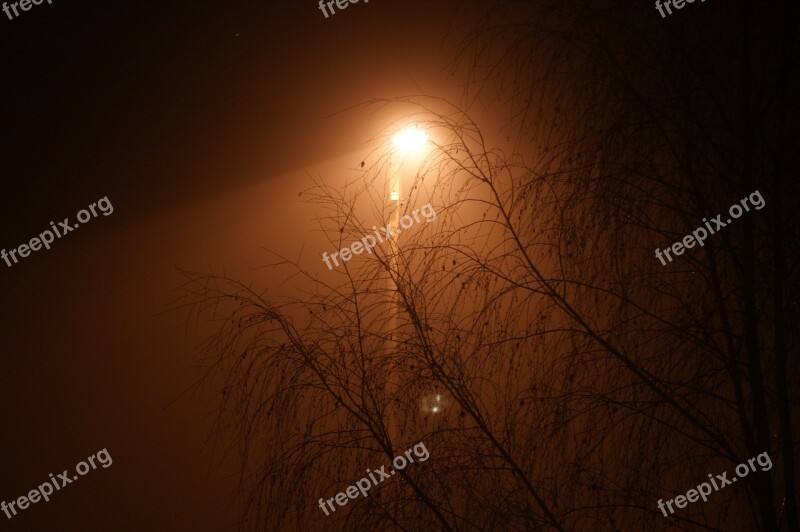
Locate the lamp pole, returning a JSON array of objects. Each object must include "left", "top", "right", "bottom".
[{"left": 385, "top": 155, "right": 401, "bottom": 453}]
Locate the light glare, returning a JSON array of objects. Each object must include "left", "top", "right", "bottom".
[{"left": 392, "top": 127, "right": 427, "bottom": 152}]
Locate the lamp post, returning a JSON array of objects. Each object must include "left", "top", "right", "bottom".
[{"left": 385, "top": 127, "right": 427, "bottom": 452}]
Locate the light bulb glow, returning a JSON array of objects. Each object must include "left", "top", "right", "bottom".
[{"left": 392, "top": 128, "right": 427, "bottom": 152}]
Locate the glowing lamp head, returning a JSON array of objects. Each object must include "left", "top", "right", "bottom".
[{"left": 392, "top": 127, "right": 427, "bottom": 153}]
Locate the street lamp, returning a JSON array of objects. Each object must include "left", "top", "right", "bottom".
[
  {"left": 387, "top": 126, "right": 428, "bottom": 278},
  {"left": 385, "top": 126, "right": 427, "bottom": 451},
  {"left": 390, "top": 127, "right": 427, "bottom": 201}
]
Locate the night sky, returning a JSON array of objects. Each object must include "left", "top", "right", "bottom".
[{"left": 1, "top": 1, "right": 470, "bottom": 529}]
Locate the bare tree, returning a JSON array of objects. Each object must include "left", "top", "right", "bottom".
[{"left": 450, "top": 0, "right": 799, "bottom": 529}]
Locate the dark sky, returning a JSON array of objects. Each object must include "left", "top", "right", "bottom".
[{"left": 0, "top": 0, "right": 471, "bottom": 529}]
